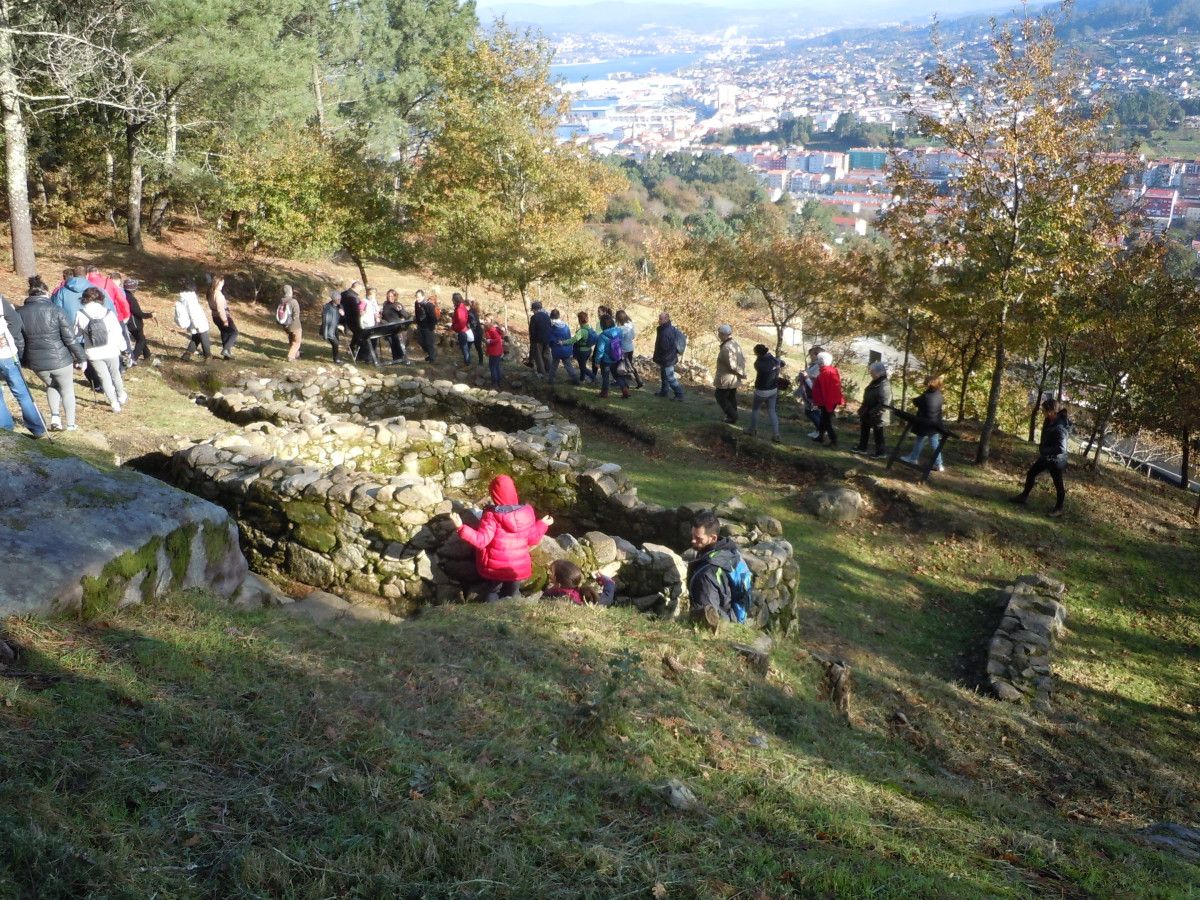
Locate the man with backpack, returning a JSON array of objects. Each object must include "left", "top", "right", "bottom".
[
  {"left": 572, "top": 311, "right": 598, "bottom": 384},
  {"left": 651, "top": 311, "right": 686, "bottom": 401},
  {"left": 686, "top": 510, "right": 753, "bottom": 629},
  {"left": 547, "top": 309, "right": 580, "bottom": 385},
  {"left": 413, "top": 289, "right": 438, "bottom": 362}
]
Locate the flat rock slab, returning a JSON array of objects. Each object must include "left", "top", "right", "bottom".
[
  {"left": 0, "top": 433, "right": 248, "bottom": 618},
  {"left": 282, "top": 590, "right": 402, "bottom": 625}
]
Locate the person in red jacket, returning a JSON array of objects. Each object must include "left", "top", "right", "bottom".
[
  {"left": 450, "top": 292, "right": 472, "bottom": 367},
  {"left": 810, "top": 351, "right": 845, "bottom": 447},
  {"left": 484, "top": 320, "right": 505, "bottom": 387},
  {"left": 454, "top": 475, "right": 553, "bottom": 601}
]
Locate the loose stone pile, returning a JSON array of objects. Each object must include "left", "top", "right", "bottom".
[
  {"left": 987, "top": 574, "right": 1068, "bottom": 705},
  {"left": 170, "top": 371, "right": 798, "bottom": 622}
]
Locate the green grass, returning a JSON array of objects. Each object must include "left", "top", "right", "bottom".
[{"left": 2, "top": 591, "right": 1195, "bottom": 898}]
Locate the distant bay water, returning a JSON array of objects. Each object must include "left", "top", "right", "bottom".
[{"left": 550, "top": 51, "right": 703, "bottom": 83}]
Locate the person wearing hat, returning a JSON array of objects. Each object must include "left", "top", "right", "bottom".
[{"left": 713, "top": 324, "right": 746, "bottom": 425}]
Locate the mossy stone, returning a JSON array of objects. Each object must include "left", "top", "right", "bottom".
[
  {"left": 283, "top": 500, "right": 335, "bottom": 529},
  {"left": 165, "top": 524, "right": 198, "bottom": 588},
  {"left": 295, "top": 524, "right": 337, "bottom": 553}
]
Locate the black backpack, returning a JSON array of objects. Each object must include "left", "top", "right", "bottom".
[{"left": 82, "top": 312, "right": 109, "bottom": 350}]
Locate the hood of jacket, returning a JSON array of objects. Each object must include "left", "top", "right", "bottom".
[
  {"left": 489, "top": 474, "right": 519, "bottom": 507},
  {"left": 64, "top": 276, "right": 90, "bottom": 294},
  {"left": 694, "top": 537, "right": 740, "bottom": 574}
]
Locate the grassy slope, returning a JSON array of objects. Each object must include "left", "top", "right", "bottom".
[
  {"left": 2, "top": 594, "right": 1195, "bottom": 898},
  {"left": 1, "top": 228, "right": 1198, "bottom": 896}
]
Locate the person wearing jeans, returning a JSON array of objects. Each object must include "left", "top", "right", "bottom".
[
  {"left": 451, "top": 293, "right": 472, "bottom": 366},
  {"left": 485, "top": 321, "right": 505, "bottom": 387},
  {"left": 651, "top": 312, "right": 685, "bottom": 400},
  {"left": 0, "top": 298, "right": 46, "bottom": 437},
  {"left": 748, "top": 343, "right": 782, "bottom": 442},
  {"left": 900, "top": 375, "right": 945, "bottom": 471}
]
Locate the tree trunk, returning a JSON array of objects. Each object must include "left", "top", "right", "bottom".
[
  {"left": 900, "top": 309, "right": 912, "bottom": 408},
  {"left": 1087, "top": 387, "right": 1120, "bottom": 469},
  {"left": 349, "top": 250, "right": 368, "bottom": 289},
  {"left": 957, "top": 338, "right": 982, "bottom": 422},
  {"left": 0, "top": 0, "right": 36, "bottom": 276},
  {"left": 976, "top": 304, "right": 1008, "bottom": 464},
  {"left": 1056, "top": 338, "right": 1069, "bottom": 401},
  {"left": 312, "top": 62, "right": 327, "bottom": 136},
  {"left": 519, "top": 284, "right": 529, "bottom": 322},
  {"left": 148, "top": 101, "right": 178, "bottom": 235},
  {"left": 1083, "top": 380, "right": 1118, "bottom": 462},
  {"left": 1028, "top": 340, "right": 1051, "bottom": 443},
  {"left": 1181, "top": 429, "right": 1191, "bottom": 490},
  {"left": 126, "top": 120, "right": 144, "bottom": 251}
]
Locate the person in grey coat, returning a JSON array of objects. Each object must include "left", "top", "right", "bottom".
[
  {"left": 852, "top": 361, "right": 892, "bottom": 458},
  {"left": 18, "top": 281, "right": 86, "bottom": 430}
]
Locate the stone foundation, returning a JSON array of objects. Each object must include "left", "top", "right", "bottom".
[
  {"left": 170, "top": 372, "right": 798, "bottom": 622},
  {"left": 986, "top": 574, "right": 1068, "bottom": 705}
]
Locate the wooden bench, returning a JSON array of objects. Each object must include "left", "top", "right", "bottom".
[{"left": 883, "top": 405, "right": 958, "bottom": 484}]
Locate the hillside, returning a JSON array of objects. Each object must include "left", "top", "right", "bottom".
[{"left": 1, "top": 228, "right": 1198, "bottom": 895}]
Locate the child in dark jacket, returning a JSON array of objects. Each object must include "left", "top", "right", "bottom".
[{"left": 543, "top": 559, "right": 617, "bottom": 606}]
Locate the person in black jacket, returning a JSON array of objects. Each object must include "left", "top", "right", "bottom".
[
  {"left": 122, "top": 278, "right": 154, "bottom": 366},
  {"left": 852, "top": 361, "right": 892, "bottom": 458},
  {"left": 900, "top": 375, "right": 945, "bottom": 471},
  {"left": 528, "top": 301, "right": 552, "bottom": 377},
  {"left": 413, "top": 290, "right": 438, "bottom": 362},
  {"left": 1010, "top": 398, "right": 1073, "bottom": 518},
  {"left": 18, "top": 281, "right": 86, "bottom": 431},
  {"left": 651, "top": 312, "right": 685, "bottom": 400},
  {"left": 380, "top": 289, "right": 411, "bottom": 364},
  {"left": 340, "top": 281, "right": 364, "bottom": 362},
  {"left": 686, "top": 511, "right": 743, "bottom": 627},
  {"left": 748, "top": 344, "right": 783, "bottom": 442}
]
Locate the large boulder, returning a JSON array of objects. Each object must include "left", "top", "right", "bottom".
[
  {"left": 803, "top": 484, "right": 864, "bottom": 525},
  {"left": 0, "top": 433, "right": 249, "bottom": 618}
]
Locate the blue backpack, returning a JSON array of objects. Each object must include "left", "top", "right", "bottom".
[{"left": 719, "top": 557, "right": 755, "bottom": 624}]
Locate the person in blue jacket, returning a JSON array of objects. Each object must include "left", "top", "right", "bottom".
[
  {"left": 547, "top": 309, "right": 580, "bottom": 385},
  {"left": 50, "top": 266, "right": 93, "bottom": 335}
]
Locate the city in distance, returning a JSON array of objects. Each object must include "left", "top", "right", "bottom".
[{"left": 478, "top": 0, "right": 1021, "bottom": 33}]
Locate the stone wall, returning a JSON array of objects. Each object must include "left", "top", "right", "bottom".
[
  {"left": 986, "top": 574, "right": 1068, "bottom": 706},
  {"left": 170, "top": 372, "right": 798, "bottom": 623}
]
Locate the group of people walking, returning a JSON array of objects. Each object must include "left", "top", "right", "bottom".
[
  {"left": 525, "top": 301, "right": 688, "bottom": 401},
  {"left": 709, "top": 330, "right": 1073, "bottom": 516},
  {"left": 0, "top": 266, "right": 149, "bottom": 435}
]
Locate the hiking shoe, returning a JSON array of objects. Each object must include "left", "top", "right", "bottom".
[
  {"left": 850, "top": 446, "right": 869, "bottom": 455},
  {"left": 66, "top": 424, "right": 77, "bottom": 431},
  {"left": 703, "top": 605, "right": 721, "bottom": 634},
  {"left": 49, "top": 418, "right": 62, "bottom": 432},
  {"left": 807, "top": 430, "right": 820, "bottom": 439},
  {"left": 1047, "top": 508, "right": 1064, "bottom": 519},
  {"left": 1008, "top": 495, "right": 1027, "bottom": 505}
]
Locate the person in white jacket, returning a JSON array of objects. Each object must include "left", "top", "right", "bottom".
[
  {"left": 75, "top": 286, "right": 129, "bottom": 413},
  {"left": 175, "top": 280, "right": 212, "bottom": 361}
]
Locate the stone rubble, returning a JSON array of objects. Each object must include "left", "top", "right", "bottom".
[{"left": 987, "top": 573, "right": 1068, "bottom": 706}]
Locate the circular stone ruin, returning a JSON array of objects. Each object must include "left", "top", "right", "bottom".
[{"left": 170, "top": 370, "right": 799, "bottom": 622}]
